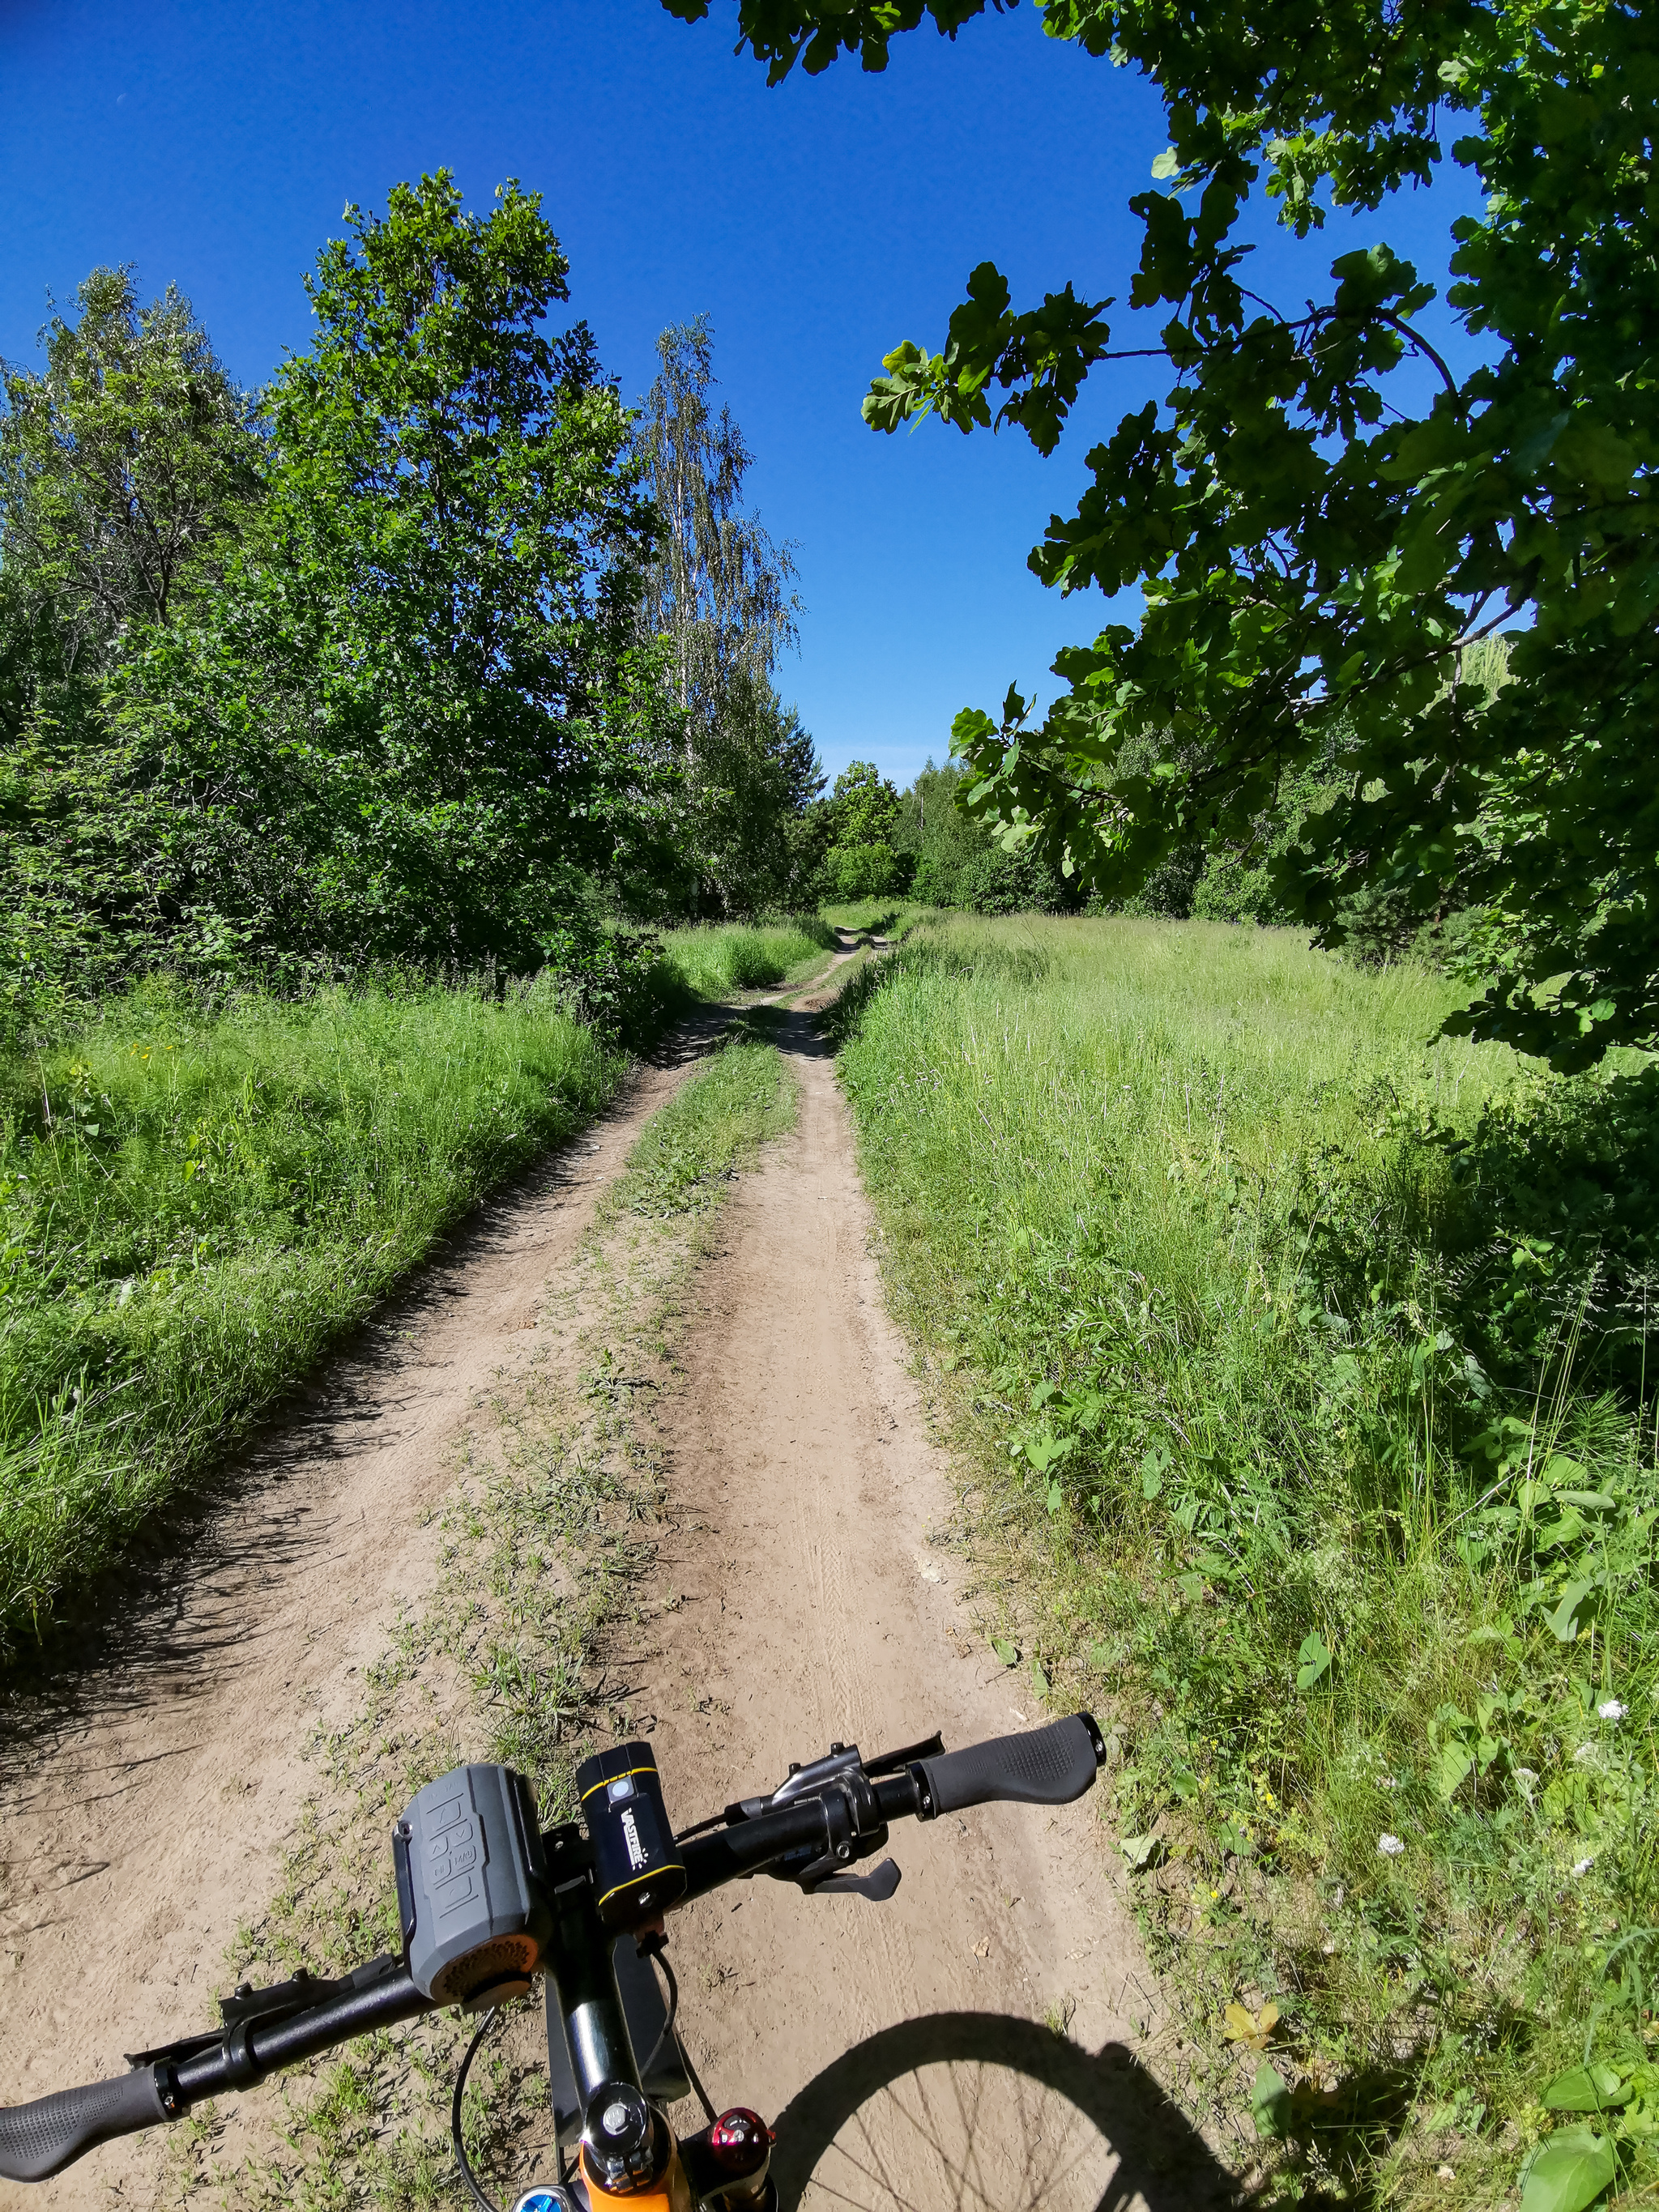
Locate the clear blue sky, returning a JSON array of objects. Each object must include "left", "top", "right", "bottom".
[{"left": 0, "top": 0, "right": 1484, "bottom": 789}]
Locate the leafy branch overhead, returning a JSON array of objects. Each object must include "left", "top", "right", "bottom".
[{"left": 666, "top": 0, "right": 1659, "bottom": 1071}]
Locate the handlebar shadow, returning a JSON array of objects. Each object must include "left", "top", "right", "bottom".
[{"left": 766, "top": 2010, "right": 1238, "bottom": 2211}]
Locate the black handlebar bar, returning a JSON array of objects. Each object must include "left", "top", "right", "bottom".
[{"left": 0, "top": 1712, "right": 1102, "bottom": 2184}]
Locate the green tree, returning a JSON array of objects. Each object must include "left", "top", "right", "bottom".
[
  {"left": 664, "top": 0, "right": 1659, "bottom": 1069},
  {"left": 825, "top": 759, "right": 906, "bottom": 897},
  {"left": 123, "top": 173, "right": 677, "bottom": 972},
  {"left": 633, "top": 317, "right": 813, "bottom": 914},
  {"left": 0, "top": 266, "right": 258, "bottom": 667},
  {"left": 0, "top": 269, "right": 261, "bottom": 1004}
]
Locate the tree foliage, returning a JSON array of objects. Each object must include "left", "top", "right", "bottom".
[
  {"left": 0, "top": 270, "right": 262, "bottom": 995},
  {"left": 1, "top": 176, "right": 682, "bottom": 995},
  {"left": 0, "top": 266, "right": 259, "bottom": 670},
  {"left": 633, "top": 318, "right": 819, "bottom": 914},
  {"left": 823, "top": 759, "right": 906, "bottom": 897},
  {"left": 666, "top": 0, "right": 1659, "bottom": 1068}
]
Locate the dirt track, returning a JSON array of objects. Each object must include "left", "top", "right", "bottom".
[
  {"left": 637, "top": 1008, "right": 1227, "bottom": 2210},
  {"left": 0, "top": 1039, "right": 709, "bottom": 2210},
  {"left": 0, "top": 969, "right": 1234, "bottom": 2210}
]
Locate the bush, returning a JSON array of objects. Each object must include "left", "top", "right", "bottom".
[
  {"left": 659, "top": 916, "right": 834, "bottom": 999},
  {"left": 826, "top": 840, "right": 906, "bottom": 901},
  {"left": 957, "top": 842, "right": 1079, "bottom": 915}
]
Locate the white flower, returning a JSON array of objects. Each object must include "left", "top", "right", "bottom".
[
  {"left": 1599, "top": 1698, "right": 1627, "bottom": 1722},
  {"left": 1572, "top": 1856, "right": 1596, "bottom": 1877},
  {"left": 1378, "top": 1833, "right": 1405, "bottom": 1857},
  {"left": 1574, "top": 1741, "right": 1599, "bottom": 1762},
  {"left": 1378, "top": 1775, "right": 1400, "bottom": 1792}
]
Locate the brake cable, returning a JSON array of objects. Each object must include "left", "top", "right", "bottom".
[
  {"left": 450, "top": 2005, "right": 506, "bottom": 2212},
  {"left": 638, "top": 1933, "right": 717, "bottom": 2127}
]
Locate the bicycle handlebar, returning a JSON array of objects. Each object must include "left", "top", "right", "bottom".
[
  {"left": 0, "top": 2067, "right": 174, "bottom": 2186},
  {"left": 912, "top": 1711, "right": 1102, "bottom": 1818},
  {"left": 0, "top": 1712, "right": 1102, "bottom": 2183}
]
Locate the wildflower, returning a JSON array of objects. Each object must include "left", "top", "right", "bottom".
[
  {"left": 1378, "top": 1834, "right": 1405, "bottom": 1857},
  {"left": 1378, "top": 1775, "right": 1399, "bottom": 1792},
  {"left": 1572, "top": 1856, "right": 1595, "bottom": 1877},
  {"left": 1599, "top": 1698, "right": 1627, "bottom": 1722},
  {"left": 1574, "top": 1742, "right": 1599, "bottom": 1763}
]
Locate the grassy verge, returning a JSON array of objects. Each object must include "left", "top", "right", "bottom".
[
  {"left": 835, "top": 914, "right": 1659, "bottom": 2209},
  {"left": 168, "top": 1032, "right": 795, "bottom": 2210},
  {"left": 659, "top": 915, "right": 836, "bottom": 996},
  {"left": 0, "top": 976, "right": 623, "bottom": 1665}
]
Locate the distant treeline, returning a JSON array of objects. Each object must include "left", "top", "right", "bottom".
[
  {"left": 834, "top": 633, "right": 1513, "bottom": 957},
  {"left": 0, "top": 177, "right": 834, "bottom": 1038}
]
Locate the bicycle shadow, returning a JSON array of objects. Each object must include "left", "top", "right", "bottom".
[{"left": 769, "top": 2010, "right": 1239, "bottom": 2210}]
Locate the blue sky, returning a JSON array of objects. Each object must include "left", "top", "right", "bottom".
[{"left": 0, "top": 0, "right": 1485, "bottom": 788}]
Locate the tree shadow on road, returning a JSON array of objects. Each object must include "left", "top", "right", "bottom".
[{"left": 770, "top": 2009, "right": 1241, "bottom": 2210}]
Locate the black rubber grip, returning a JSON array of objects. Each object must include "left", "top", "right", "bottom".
[
  {"left": 0, "top": 2065, "right": 171, "bottom": 2181},
  {"left": 913, "top": 1713, "right": 1103, "bottom": 1820}
]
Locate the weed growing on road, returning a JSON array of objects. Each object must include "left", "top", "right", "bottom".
[
  {"left": 616, "top": 1029, "right": 795, "bottom": 1219},
  {"left": 836, "top": 914, "right": 1659, "bottom": 2208},
  {"left": 0, "top": 977, "right": 623, "bottom": 1667},
  {"left": 160, "top": 1042, "right": 794, "bottom": 2211}
]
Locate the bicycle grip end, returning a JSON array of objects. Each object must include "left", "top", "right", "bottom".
[
  {"left": 0, "top": 2065, "right": 173, "bottom": 2182},
  {"left": 912, "top": 1712, "right": 1104, "bottom": 1820}
]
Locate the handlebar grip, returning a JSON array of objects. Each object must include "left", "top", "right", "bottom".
[
  {"left": 914, "top": 1713, "right": 1103, "bottom": 1820},
  {"left": 0, "top": 2065, "right": 171, "bottom": 2181}
]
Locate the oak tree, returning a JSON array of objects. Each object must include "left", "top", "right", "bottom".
[{"left": 665, "top": 0, "right": 1659, "bottom": 1068}]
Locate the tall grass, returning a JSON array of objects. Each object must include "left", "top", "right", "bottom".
[
  {"left": 0, "top": 976, "right": 620, "bottom": 1661},
  {"left": 659, "top": 915, "right": 835, "bottom": 997},
  {"left": 838, "top": 914, "right": 1659, "bottom": 2206},
  {"left": 817, "top": 898, "right": 934, "bottom": 937}
]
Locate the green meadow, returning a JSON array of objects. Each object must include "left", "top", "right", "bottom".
[{"left": 835, "top": 913, "right": 1659, "bottom": 2206}]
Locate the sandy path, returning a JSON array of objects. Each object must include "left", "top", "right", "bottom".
[
  {"left": 0, "top": 964, "right": 1233, "bottom": 2210},
  {"left": 638, "top": 1012, "right": 1231, "bottom": 2210},
  {"left": 0, "top": 1042, "right": 714, "bottom": 2208}
]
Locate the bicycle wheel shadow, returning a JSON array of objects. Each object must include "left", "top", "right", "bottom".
[{"left": 769, "top": 2010, "right": 1239, "bottom": 2210}]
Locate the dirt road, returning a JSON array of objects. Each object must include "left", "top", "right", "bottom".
[
  {"left": 633, "top": 1009, "right": 1226, "bottom": 2210},
  {"left": 0, "top": 974, "right": 1232, "bottom": 2210},
  {"left": 0, "top": 1043, "right": 710, "bottom": 2209}
]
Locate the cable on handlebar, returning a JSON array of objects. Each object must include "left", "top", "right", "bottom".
[{"left": 450, "top": 2005, "right": 506, "bottom": 2212}]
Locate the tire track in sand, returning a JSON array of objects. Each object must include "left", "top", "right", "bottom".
[{"left": 633, "top": 1008, "right": 1234, "bottom": 2210}]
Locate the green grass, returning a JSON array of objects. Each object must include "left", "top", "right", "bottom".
[
  {"left": 817, "top": 898, "right": 935, "bottom": 938},
  {"left": 835, "top": 913, "right": 1659, "bottom": 2208},
  {"left": 614, "top": 1022, "right": 795, "bottom": 1217},
  {"left": 0, "top": 974, "right": 621, "bottom": 1664},
  {"left": 659, "top": 914, "right": 836, "bottom": 996}
]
